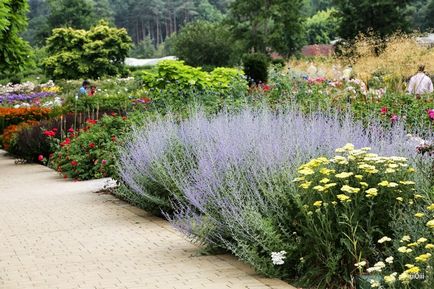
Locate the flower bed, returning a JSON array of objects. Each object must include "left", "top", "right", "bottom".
[{"left": 117, "top": 108, "right": 433, "bottom": 288}]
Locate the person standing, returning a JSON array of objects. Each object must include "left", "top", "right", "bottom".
[
  {"left": 407, "top": 65, "right": 433, "bottom": 98},
  {"left": 79, "top": 80, "right": 90, "bottom": 96}
]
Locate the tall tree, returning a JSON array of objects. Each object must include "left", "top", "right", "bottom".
[
  {"left": 47, "top": 0, "right": 94, "bottom": 30},
  {"left": 228, "top": 0, "right": 305, "bottom": 56},
  {"left": 0, "top": 0, "right": 33, "bottom": 78},
  {"left": 333, "top": 0, "right": 411, "bottom": 39}
]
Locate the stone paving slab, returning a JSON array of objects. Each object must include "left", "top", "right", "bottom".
[{"left": 0, "top": 151, "right": 295, "bottom": 289}]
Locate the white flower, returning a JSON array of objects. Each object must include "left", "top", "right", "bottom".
[
  {"left": 373, "top": 261, "right": 386, "bottom": 269},
  {"left": 271, "top": 251, "right": 287, "bottom": 265},
  {"left": 378, "top": 236, "right": 392, "bottom": 243},
  {"left": 370, "top": 279, "right": 381, "bottom": 288},
  {"left": 367, "top": 267, "right": 382, "bottom": 273},
  {"left": 354, "top": 261, "right": 367, "bottom": 268},
  {"left": 385, "top": 256, "right": 394, "bottom": 264}
]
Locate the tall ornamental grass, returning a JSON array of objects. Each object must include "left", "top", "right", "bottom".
[{"left": 117, "top": 108, "right": 431, "bottom": 287}]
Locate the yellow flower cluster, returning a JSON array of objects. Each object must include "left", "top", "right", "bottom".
[
  {"left": 41, "top": 86, "right": 61, "bottom": 93},
  {"left": 294, "top": 143, "right": 416, "bottom": 206}
]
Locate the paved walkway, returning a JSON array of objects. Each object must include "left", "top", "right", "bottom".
[{"left": 0, "top": 151, "right": 294, "bottom": 289}]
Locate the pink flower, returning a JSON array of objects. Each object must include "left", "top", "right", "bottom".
[
  {"left": 428, "top": 109, "right": 434, "bottom": 120},
  {"left": 390, "top": 114, "right": 399, "bottom": 123},
  {"left": 101, "top": 159, "right": 107, "bottom": 165},
  {"left": 38, "top": 155, "right": 44, "bottom": 162},
  {"left": 68, "top": 128, "right": 74, "bottom": 133},
  {"left": 380, "top": 107, "right": 388, "bottom": 114}
]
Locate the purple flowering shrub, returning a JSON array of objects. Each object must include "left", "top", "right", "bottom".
[{"left": 117, "top": 108, "right": 425, "bottom": 281}]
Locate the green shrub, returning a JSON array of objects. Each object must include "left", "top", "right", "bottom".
[
  {"left": 242, "top": 53, "right": 270, "bottom": 85},
  {"left": 49, "top": 115, "right": 131, "bottom": 180},
  {"left": 43, "top": 21, "right": 132, "bottom": 80},
  {"left": 136, "top": 60, "right": 248, "bottom": 113},
  {"left": 171, "top": 20, "right": 239, "bottom": 68}
]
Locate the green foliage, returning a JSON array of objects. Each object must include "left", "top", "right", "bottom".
[
  {"left": 0, "top": 0, "right": 33, "bottom": 80},
  {"left": 136, "top": 60, "right": 248, "bottom": 113},
  {"left": 49, "top": 115, "right": 130, "bottom": 180},
  {"left": 228, "top": 0, "right": 305, "bottom": 56},
  {"left": 171, "top": 20, "right": 239, "bottom": 68},
  {"left": 129, "top": 37, "right": 156, "bottom": 58},
  {"left": 43, "top": 21, "right": 132, "bottom": 79},
  {"left": 305, "top": 8, "right": 341, "bottom": 44},
  {"left": 47, "top": 0, "right": 94, "bottom": 30},
  {"left": 242, "top": 53, "right": 270, "bottom": 84},
  {"left": 333, "top": 0, "right": 411, "bottom": 40}
]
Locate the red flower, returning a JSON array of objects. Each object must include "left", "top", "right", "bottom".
[
  {"left": 261, "top": 84, "right": 271, "bottom": 92},
  {"left": 380, "top": 107, "right": 388, "bottom": 114},
  {"left": 38, "top": 155, "right": 44, "bottom": 162},
  {"left": 63, "top": 175, "right": 68, "bottom": 179},
  {"left": 52, "top": 128, "right": 58, "bottom": 132},
  {"left": 60, "top": 138, "right": 71, "bottom": 147},
  {"left": 111, "top": 112, "right": 117, "bottom": 116},
  {"left": 142, "top": 97, "right": 152, "bottom": 104},
  {"left": 122, "top": 116, "right": 127, "bottom": 120},
  {"left": 43, "top": 130, "right": 56, "bottom": 137},
  {"left": 71, "top": 160, "right": 78, "bottom": 167},
  {"left": 89, "top": 142, "right": 95, "bottom": 149},
  {"left": 68, "top": 128, "right": 74, "bottom": 133},
  {"left": 86, "top": 119, "right": 97, "bottom": 125},
  {"left": 111, "top": 136, "right": 117, "bottom": 142}
]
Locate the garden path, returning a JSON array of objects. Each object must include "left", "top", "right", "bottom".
[{"left": 0, "top": 151, "right": 294, "bottom": 289}]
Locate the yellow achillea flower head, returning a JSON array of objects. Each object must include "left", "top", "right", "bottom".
[
  {"left": 378, "top": 236, "right": 392, "bottom": 243},
  {"left": 398, "top": 271, "right": 411, "bottom": 284},
  {"left": 398, "top": 246, "right": 412, "bottom": 253},
  {"left": 379, "top": 181, "right": 389, "bottom": 187},
  {"left": 313, "top": 201, "right": 322, "bottom": 207},
  {"left": 319, "top": 178, "right": 330, "bottom": 184},
  {"left": 388, "top": 182, "right": 399, "bottom": 188},
  {"left": 427, "top": 219, "right": 434, "bottom": 229},
  {"left": 405, "top": 266, "right": 420, "bottom": 274},
  {"left": 384, "top": 273, "right": 397, "bottom": 285},
  {"left": 427, "top": 203, "right": 434, "bottom": 211},
  {"left": 341, "top": 185, "right": 360, "bottom": 194},
  {"left": 298, "top": 168, "right": 315, "bottom": 175},
  {"left": 299, "top": 182, "right": 311, "bottom": 189},
  {"left": 313, "top": 185, "right": 326, "bottom": 192},
  {"left": 417, "top": 237, "right": 428, "bottom": 244},
  {"left": 337, "top": 194, "right": 351, "bottom": 202},
  {"left": 425, "top": 244, "right": 434, "bottom": 249},
  {"left": 335, "top": 172, "right": 353, "bottom": 179},
  {"left": 366, "top": 188, "right": 378, "bottom": 198},
  {"left": 359, "top": 182, "right": 369, "bottom": 188},
  {"left": 415, "top": 253, "right": 431, "bottom": 263},
  {"left": 325, "top": 183, "right": 337, "bottom": 188},
  {"left": 415, "top": 213, "right": 425, "bottom": 218},
  {"left": 400, "top": 235, "right": 411, "bottom": 242}
]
